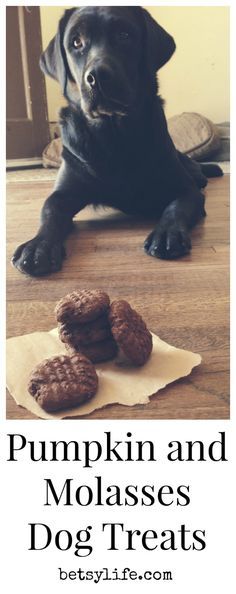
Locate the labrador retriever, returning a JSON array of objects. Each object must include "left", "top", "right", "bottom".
[{"left": 12, "top": 6, "right": 222, "bottom": 276}]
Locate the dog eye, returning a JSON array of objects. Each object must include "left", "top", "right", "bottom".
[{"left": 73, "top": 36, "right": 84, "bottom": 50}]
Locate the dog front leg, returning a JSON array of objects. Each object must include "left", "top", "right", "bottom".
[
  {"left": 144, "top": 191, "right": 206, "bottom": 260},
  {"left": 12, "top": 190, "right": 84, "bottom": 276}
]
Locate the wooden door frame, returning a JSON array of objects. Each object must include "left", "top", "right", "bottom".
[{"left": 6, "top": 6, "right": 50, "bottom": 160}]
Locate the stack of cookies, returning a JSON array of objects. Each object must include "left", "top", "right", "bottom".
[
  {"left": 55, "top": 289, "right": 118, "bottom": 363},
  {"left": 55, "top": 289, "right": 153, "bottom": 366},
  {"left": 28, "top": 289, "right": 153, "bottom": 413}
]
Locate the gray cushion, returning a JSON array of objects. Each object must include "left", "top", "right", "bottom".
[{"left": 167, "top": 112, "right": 221, "bottom": 160}]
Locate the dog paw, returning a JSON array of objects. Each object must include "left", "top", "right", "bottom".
[
  {"left": 11, "top": 237, "right": 66, "bottom": 276},
  {"left": 144, "top": 224, "right": 191, "bottom": 260}
]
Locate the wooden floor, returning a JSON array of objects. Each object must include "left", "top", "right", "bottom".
[{"left": 6, "top": 173, "right": 229, "bottom": 419}]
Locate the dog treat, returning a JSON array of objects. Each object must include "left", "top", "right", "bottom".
[
  {"left": 109, "top": 300, "right": 153, "bottom": 366},
  {"left": 55, "top": 289, "right": 110, "bottom": 325},
  {"left": 67, "top": 337, "right": 118, "bottom": 363},
  {"left": 28, "top": 353, "right": 98, "bottom": 412},
  {"left": 58, "top": 314, "right": 111, "bottom": 347}
]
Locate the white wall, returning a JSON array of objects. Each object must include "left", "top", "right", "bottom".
[{"left": 150, "top": 6, "right": 230, "bottom": 122}]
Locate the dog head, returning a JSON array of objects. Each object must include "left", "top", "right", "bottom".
[{"left": 40, "top": 6, "right": 175, "bottom": 120}]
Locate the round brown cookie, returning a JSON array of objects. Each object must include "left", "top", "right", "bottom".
[
  {"left": 109, "top": 300, "right": 153, "bottom": 366},
  {"left": 67, "top": 338, "right": 118, "bottom": 363},
  {"left": 28, "top": 353, "right": 98, "bottom": 412},
  {"left": 55, "top": 289, "right": 110, "bottom": 325},
  {"left": 58, "top": 314, "right": 112, "bottom": 347}
]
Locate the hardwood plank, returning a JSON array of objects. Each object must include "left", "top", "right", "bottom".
[{"left": 6, "top": 174, "right": 230, "bottom": 419}]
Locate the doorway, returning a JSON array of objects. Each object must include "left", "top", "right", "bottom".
[{"left": 6, "top": 6, "right": 50, "bottom": 162}]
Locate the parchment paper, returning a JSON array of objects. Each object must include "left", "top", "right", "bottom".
[{"left": 6, "top": 328, "right": 201, "bottom": 420}]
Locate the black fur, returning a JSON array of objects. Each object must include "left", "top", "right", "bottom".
[{"left": 12, "top": 6, "right": 222, "bottom": 276}]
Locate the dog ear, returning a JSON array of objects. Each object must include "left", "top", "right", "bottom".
[
  {"left": 40, "top": 8, "right": 76, "bottom": 96},
  {"left": 142, "top": 8, "right": 176, "bottom": 71}
]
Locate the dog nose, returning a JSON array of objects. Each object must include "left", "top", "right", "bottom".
[
  {"left": 86, "top": 70, "right": 96, "bottom": 89},
  {"left": 85, "top": 64, "right": 113, "bottom": 94}
]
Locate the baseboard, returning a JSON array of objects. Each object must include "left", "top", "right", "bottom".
[{"left": 6, "top": 158, "right": 43, "bottom": 170}]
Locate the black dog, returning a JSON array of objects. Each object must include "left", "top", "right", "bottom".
[{"left": 12, "top": 6, "right": 222, "bottom": 276}]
